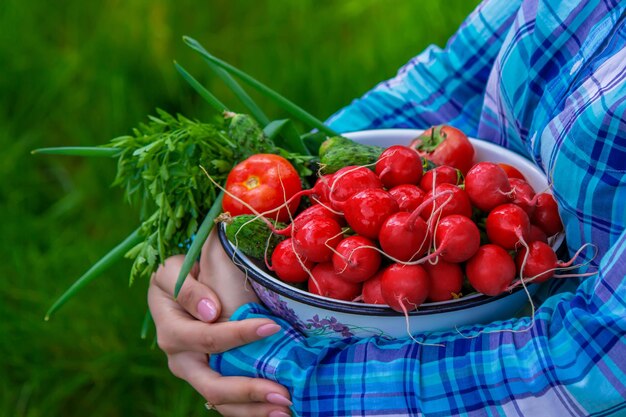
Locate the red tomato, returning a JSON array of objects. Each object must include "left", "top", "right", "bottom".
[
  {"left": 222, "top": 154, "right": 302, "bottom": 222},
  {"left": 409, "top": 125, "right": 475, "bottom": 175}
]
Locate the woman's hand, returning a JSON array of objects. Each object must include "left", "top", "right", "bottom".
[{"left": 147, "top": 230, "right": 292, "bottom": 417}]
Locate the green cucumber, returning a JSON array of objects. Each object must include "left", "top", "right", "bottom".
[
  {"left": 318, "top": 136, "right": 384, "bottom": 174},
  {"left": 226, "top": 112, "right": 277, "bottom": 158},
  {"left": 319, "top": 135, "right": 439, "bottom": 174},
  {"left": 223, "top": 214, "right": 285, "bottom": 259}
]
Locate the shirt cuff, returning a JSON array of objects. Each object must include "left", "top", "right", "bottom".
[{"left": 209, "top": 302, "right": 306, "bottom": 382}]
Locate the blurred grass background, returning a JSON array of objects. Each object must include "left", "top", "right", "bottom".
[{"left": 0, "top": 0, "right": 480, "bottom": 416}]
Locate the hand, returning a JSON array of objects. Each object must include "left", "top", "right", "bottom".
[{"left": 148, "top": 229, "right": 293, "bottom": 417}]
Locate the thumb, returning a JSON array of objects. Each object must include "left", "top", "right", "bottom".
[{"left": 153, "top": 255, "right": 223, "bottom": 323}]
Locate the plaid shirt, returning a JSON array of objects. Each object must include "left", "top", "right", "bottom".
[{"left": 211, "top": 0, "right": 626, "bottom": 415}]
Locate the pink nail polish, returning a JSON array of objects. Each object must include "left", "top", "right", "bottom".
[
  {"left": 197, "top": 298, "right": 217, "bottom": 322},
  {"left": 266, "top": 392, "right": 293, "bottom": 407},
  {"left": 256, "top": 323, "right": 281, "bottom": 337}
]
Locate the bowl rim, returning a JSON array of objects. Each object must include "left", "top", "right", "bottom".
[
  {"left": 217, "top": 222, "right": 535, "bottom": 316},
  {"left": 217, "top": 129, "right": 555, "bottom": 317}
]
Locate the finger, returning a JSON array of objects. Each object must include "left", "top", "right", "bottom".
[
  {"left": 151, "top": 294, "right": 281, "bottom": 354},
  {"left": 198, "top": 230, "right": 260, "bottom": 318},
  {"left": 169, "top": 351, "right": 292, "bottom": 414},
  {"left": 216, "top": 402, "right": 292, "bottom": 417},
  {"left": 152, "top": 255, "right": 222, "bottom": 323}
]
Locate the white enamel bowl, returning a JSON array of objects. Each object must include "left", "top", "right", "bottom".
[{"left": 218, "top": 129, "right": 560, "bottom": 338}]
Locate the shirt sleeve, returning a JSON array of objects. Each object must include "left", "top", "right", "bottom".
[
  {"left": 211, "top": 1, "right": 626, "bottom": 416},
  {"left": 325, "top": 0, "right": 522, "bottom": 136},
  {"left": 211, "top": 234, "right": 626, "bottom": 415}
]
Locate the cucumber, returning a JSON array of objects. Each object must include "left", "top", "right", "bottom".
[
  {"left": 226, "top": 112, "right": 277, "bottom": 158},
  {"left": 223, "top": 214, "right": 285, "bottom": 259},
  {"left": 318, "top": 136, "right": 384, "bottom": 174},
  {"left": 319, "top": 135, "right": 438, "bottom": 174}
]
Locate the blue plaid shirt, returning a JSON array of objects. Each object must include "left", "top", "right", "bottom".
[{"left": 211, "top": 0, "right": 626, "bottom": 415}]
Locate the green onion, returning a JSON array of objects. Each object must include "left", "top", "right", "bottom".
[
  {"left": 174, "top": 191, "right": 224, "bottom": 297},
  {"left": 140, "top": 309, "right": 153, "bottom": 340},
  {"left": 174, "top": 61, "right": 228, "bottom": 113},
  {"left": 264, "top": 119, "right": 310, "bottom": 156},
  {"left": 31, "top": 147, "right": 119, "bottom": 157},
  {"left": 45, "top": 228, "right": 143, "bottom": 320},
  {"left": 183, "top": 36, "right": 339, "bottom": 137}
]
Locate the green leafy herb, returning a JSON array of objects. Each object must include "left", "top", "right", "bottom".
[{"left": 106, "top": 110, "right": 237, "bottom": 284}]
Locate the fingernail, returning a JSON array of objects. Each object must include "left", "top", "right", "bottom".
[
  {"left": 256, "top": 323, "right": 281, "bottom": 337},
  {"left": 266, "top": 392, "right": 293, "bottom": 407},
  {"left": 268, "top": 411, "right": 291, "bottom": 417},
  {"left": 197, "top": 298, "right": 217, "bottom": 322}
]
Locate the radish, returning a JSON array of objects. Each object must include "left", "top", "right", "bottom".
[
  {"left": 531, "top": 193, "right": 563, "bottom": 236},
  {"left": 375, "top": 145, "right": 423, "bottom": 188},
  {"left": 465, "top": 162, "right": 513, "bottom": 212},
  {"left": 529, "top": 224, "right": 548, "bottom": 243},
  {"left": 362, "top": 270, "right": 386, "bottom": 304},
  {"left": 432, "top": 214, "right": 481, "bottom": 263},
  {"left": 293, "top": 216, "right": 343, "bottom": 262},
  {"left": 485, "top": 203, "right": 531, "bottom": 250},
  {"left": 282, "top": 166, "right": 382, "bottom": 213},
  {"left": 423, "top": 260, "right": 463, "bottom": 302},
  {"left": 509, "top": 178, "right": 536, "bottom": 216},
  {"left": 310, "top": 174, "right": 335, "bottom": 204},
  {"left": 327, "top": 165, "right": 383, "bottom": 212},
  {"left": 272, "top": 203, "right": 344, "bottom": 236},
  {"left": 419, "top": 165, "right": 460, "bottom": 192},
  {"left": 270, "top": 238, "right": 314, "bottom": 284},
  {"left": 510, "top": 242, "right": 598, "bottom": 291},
  {"left": 378, "top": 211, "right": 430, "bottom": 262},
  {"left": 343, "top": 188, "right": 399, "bottom": 239},
  {"left": 380, "top": 264, "right": 431, "bottom": 312},
  {"left": 466, "top": 244, "right": 516, "bottom": 296},
  {"left": 420, "top": 183, "right": 473, "bottom": 220},
  {"left": 388, "top": 184, "right": 425, "bottom": 212},
  {"left": 308, "top": 262, "right": 362, "bottom": 301},
  {"left": 514, "top": 241, "right": 557, "bottom": 283},
  {"left": 332, "top": 235, "right": 381, "bottom": 283}
]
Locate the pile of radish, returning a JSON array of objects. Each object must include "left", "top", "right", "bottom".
[{"left": 224, "top": 126, "right": 567, "bottom": 314}]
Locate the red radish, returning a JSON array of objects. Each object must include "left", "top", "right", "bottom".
[
  {"left": 380, "top": 264, "right": 431, "bottom": 312},
  {"left": 409, "top": 125, "right": 475, "bottom": 174},
  {"left": 379, "top": 211, "right": 430, "bottom": 262},
  {"left": 327, "top": 166, "right": 383, "bottom": 211},
  {"left": 423, "top": 260, "right": 463, "bottom": 302},
  {"left": 293, "top": 217, "right": 343, "bottom": 262},
  {"left": 270, "top": 239, "right": 314, "bottom": 284},
  {"left": 509, "top": 178, "right": 536, "bottom": 216},
  {"left": 273, "top": 203, "right": 344, "bottom": 236},
  {"left": 466, "top": 244, "right": 516, "bottom": 296},
  {"left": 420, "top": 183, "right": 473, "bottom": 220},
  {"left": 310, "top": 174, "right": 335, "bottom": 203},
  {"left": 432, "top": 214, "right": 481, "bottom": 263},
  {"left": 465, "top": 162, "right": 513, "bottom": 212},
  {"left": 343, "top": 188, "right": 399, "bottom": 239},
  {"left": 308, "top": 262, "right": 362, "bottom": 301},
  {"left": 498, "top": 163, "right": 526, "bottom": 181},
  {"left": 388, "top": 184, "right": 425, "bottom": 212},
  {"left": 515, "top": 241, "right": 558, "bottom": 283},
  {"left": 486, "top": 203, "right": 531, "bottom": 250},
  {"left": 362, "top": 271, "right": 386, "bottom": 304},
  {"left": 375, "top": 145, "right": 423, "bottom": 188},
  {"left": 529, "top": 224, "right": 548, "bottom": 243},
  {"left": 285, "top": 167, "right": 382, "bottom": 213},
  {"left": 531, "top": 193, "right": 563, "bottom": 236},
  {"left": 332, "top": 236, "right": 381, "bottom": 283},
  {"left": 420, "top": 165, "right": 460, "bottom": 192}
]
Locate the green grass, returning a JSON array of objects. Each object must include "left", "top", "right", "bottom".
[{"left": 0, "top": 0, "right": 480, "bottom": 416}]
